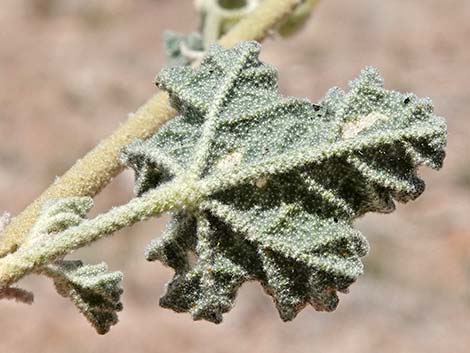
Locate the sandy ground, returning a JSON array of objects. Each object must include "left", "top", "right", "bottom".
[{"left": 0, "top": 1, "right": 469, "bottom": 352}]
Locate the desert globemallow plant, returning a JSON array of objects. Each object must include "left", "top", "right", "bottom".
[{"left": 0, "top": 39, "right": 446, "bottom": 333}]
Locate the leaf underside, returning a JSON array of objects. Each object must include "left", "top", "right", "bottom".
[
  {"left": 19, "top": 197, "right": 124, "bottom": 333},
  {"left": 122, "top": 41, "right": 446, "bottom": 323},
  {"left": 45, "top": 260, "right": 123, "bottom": 334}
]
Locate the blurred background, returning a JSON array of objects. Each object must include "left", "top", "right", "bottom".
[{"left": 0, "top": 1, "right": 469, "bottom": 352}]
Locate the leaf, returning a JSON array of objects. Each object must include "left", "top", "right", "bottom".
[
  {"left": 164, "top": 31, "right": 204, "bottom": 67},
  {"left": 44, "top": 260, "right": 123, "bottom": 334},
  {"left": 17, "top": 197, "right": 123, "bottom": 333},
  {"left": 122, "top": 41, "right": 447, "bottom": 323},
  {"left": 25, "top": 197, "right": 93, "bottom": 246}
]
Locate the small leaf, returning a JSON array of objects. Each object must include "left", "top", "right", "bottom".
[
  {"left": 123, "top": 41, "right": 446, "bottom": 323},
  {"left": 21, "top": 197, "right": 124, "bottom": 333},
  {"left": 164, "top": 31, "right": 204, "bottom": 67},
  {"left": 26, "top": 197, "right": 93, "bottom": 246},
  {"left": 44, "top": 260, "right": 123, "bottom": 334}
]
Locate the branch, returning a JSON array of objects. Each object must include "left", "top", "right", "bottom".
[
  {"left": 0, "top": 0, "right": 304, "bottom": 257},
  {"left": 0, "top": 178, "right": 206, "bottom": 288}
]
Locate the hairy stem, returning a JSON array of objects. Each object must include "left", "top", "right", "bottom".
[
  {"left": 0, "top": 93, "right": 174, "bottom": 257},
  {"left": 0, "top": 178, "right": 207, "bottom": 288},
  {"left": 218, "top": 0, "right": 302, "bottom": 46},
  {"left": 0, "top": 0, "right": 303, "bottom": 257}
]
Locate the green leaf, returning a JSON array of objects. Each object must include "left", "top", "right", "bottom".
[
  {"left": 163, "top": 31, "right": 204, "bottom": 67},
  {"left": 18, "top": 197, "right": 124, "bottom": 333},
  {"left": 122, "top": 41, "right": 446, "bottom": 323},
  {"left": 44, "top": 260, "right": 123, "bottom": 334},
  {"left": 25, "top": 197, "right": 93, "bottom": 246}
]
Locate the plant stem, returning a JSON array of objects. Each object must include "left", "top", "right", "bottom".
[
  {"left": 0, "top": 178, "right": 206, "bottom": 288},
  {"left": 0, "top": 92, "right": 175, "bottom": 257},
  {"left": 218, "top": 0, "right": 302, "bottom": 46},
  {"left": 0, "top": 0, "right": 303, "bottom": 257}
]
